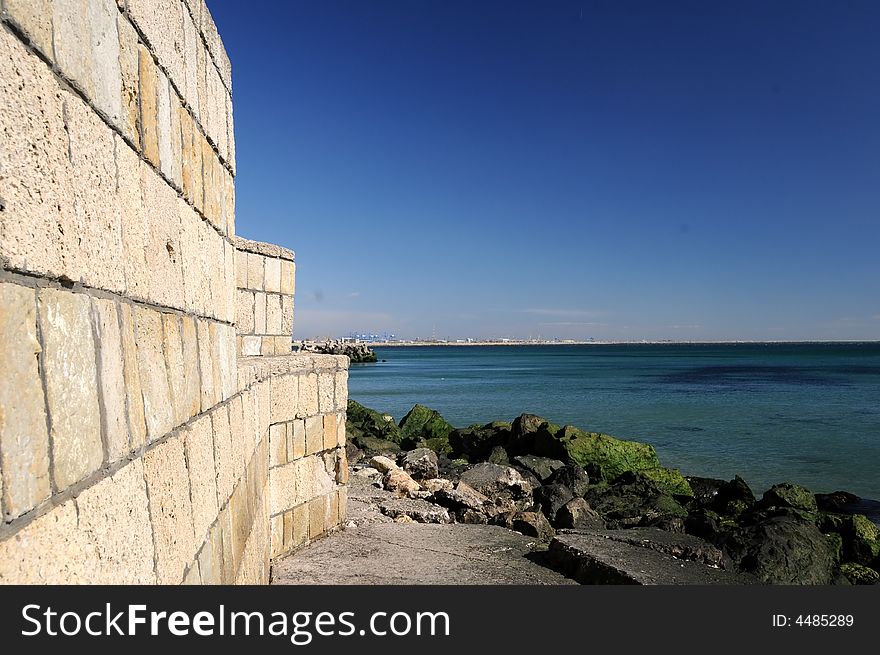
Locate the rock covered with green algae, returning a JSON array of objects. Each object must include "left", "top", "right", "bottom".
[
  {"left": 346, "top": 399, "right": 402, "bottom": 446},
  {"left": 531, "top": 423, "right": 662, "bottom": 482},
  {"left": 759, "top": 482, "right": 818, "bottom": 513},
  {"left": 639, "top": 467, "right": 694, "bottom": 497},
  {"left": 398, "top": 404, "right": 455, "bottom": 454},
  {"left": 840, "top": 562, "right": 880, "bottom": 585}
]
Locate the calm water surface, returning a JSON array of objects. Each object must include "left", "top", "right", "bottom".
[{"left": 348, "top": 343, "right": 880, "bottom": 499}]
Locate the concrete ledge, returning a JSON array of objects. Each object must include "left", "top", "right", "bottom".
[{"left": 234, "top": 236, "right": 294, "bottom": 262}]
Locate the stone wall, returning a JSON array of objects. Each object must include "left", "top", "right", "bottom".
[{"left": 0, "top": 0, "right": 347, "bottom": 584}]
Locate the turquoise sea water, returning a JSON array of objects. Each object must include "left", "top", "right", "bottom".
[{"left": 348, "top": 343, "right": 880, "bottom": 500}]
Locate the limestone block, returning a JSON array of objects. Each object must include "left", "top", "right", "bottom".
[
  {"left": 183, "top": 565, "right": 201, "bottom": 584},
  {"left": 181, "top": 7, "right": 200, "bottom": 117},
  {"left": 224, "top": 167, "right": 235, "bottom": 236},
  {"left": 210, "top": 402, "right": 234, "bottom": 505},
  {"left": 236, "top": 290, "right": 254, "bottom": 334},
  {"left": 253, "top": 292, "right": 267, "bottom": 334},
  {"left": 133, "top": 306, "right": 174, "bottom": 443},
  {"left": 117, "top": 14, "right": 140, "bottom": 148},
  {"left": 162, "top": 313, "right": 187, "bottom": 426},
  {"left": 274, "top": 336, "right": 291, "bottom": 355},
  {"left": 143, "top": 432, "right": 196, "bottom": 584},
  {"left": 227, "top": 477, "right": 251, "bottom": 575},
  {"left": 89, "top": 0, "right": 122, "bottom": 128},
  {"left": 290, "top": 419, "right": 306, "bottom": 460},
  {"left": 0, "top": 283, "right": 50, "bottom": 520},
  {"left": 216, "top": 324, "right": 236, "bottom": 400},
  {"left": 257, "top": 379, "right": 271, "bottom": 446},
  {"left": 127, "top": 0, "right": 186, "bottom": 95},
  {"left": 179, "top": 198, "right": 213, "bottom": 316},
  {"left": 280, "top": 260, "right": 296, "bottom": 295},
  {"left": 323, "top": 414, "right": 338, "bottom": 452},
  {"left": 269, "top": 423, "right": 287, "bottom": 468},
  {"left": 269, "top": 462, "right": 299, "bottom": 517},
  {"left": 196, "top": 319, "right": 218, "bottom": 412},
  {"left": 327, "top": 491, "right": 340, "bottom": 532},
  {"left": 72, "top": 458, "right": 156, "bottom": 583},
  {"left": 337, "top": 412, "right": 346, "bottom": 447},
  {"left": 136, "top": 158, "right": 185, "bottom": 309},
  {"left": 292, "top": 503, "right": 308, "bottom": 548},
  {"left": 208, "top": 323, "right": 223, "bottom": 404},
  {"left": 264, "top": 258, "right": 281, "bottom": 294},
  {"left": 157, "top": 70, "right": 181, "bottom": 187},
  {"left": 205, "top": 59, "right": 227, "bottom": 162},
  {"left": 185, "top": 415, "right": 219, "bottom": 544},
  {"left": 305, "top": 415, "right": 324, "bottom": 456},
  {"left": 241, "top": 336, "right": 261, "bottom": 357},
  {"left": 197, "top": 522, "right": 224, "bottom": 584},
  {"left": 0, "top": 502, "right": 87, "bottom": 583},
  {"left": 90, "top": 299, "right": 129, "bottom": 463},
  {"left": 63, "top": 90, "right": 127, "bottom": 293},
  {"left": 226, "top": 90, "right": 236, "bottom": 175},
  {"left": 38, "top": 288, "right": 103, "bottom": 490},
  {"left": 53, "top": 0, "right": 94, "bottom": 100},
  {"left": 227, "top": 394, "right": 246, "bottom": 486},
  {"left": 260, "top": 337, "right": 274, "bottom": 356},
  {"left": 119, "top": 303, "right": 147, "bottom": 450},
  {"left": 248, "top": 253, "right": 264, "bottom": 291},
  {"left": 270, "top": 514, "right": 284, "bottom": 558},
  {"left": 219, "top": 506, "right": 235, "bottom": 583},
  {"left": 0, "top": 29, "right": 77, "bottom": 280},
  {"left": 266, "top": 294, "right": 282, "bottom": 335},
  {"left": 5, "top": 0, "right": 54, "bottom": 60},
  {"left": 202, "top": 136, "right": 222, "bottom": 231},
  {"left": 298, "top": 372, "right": 319, "bottom": 417},
  {"left": 199, "top": 0, "right": 232, "bottom": 93},
  {"left": 281, "top": 296, "right": 294, "bottom": 334},
  {"left": 268, "top": 375, "right": 296, "bottom": 424},
  {"left": 308, "top": 496, "right": 324, "bottom": 540},
  {"left": 224, "top": 240, "right": 236, "bottom": 323},
  {"left": 335, "top": 369, "right": 349, "bottom": 410},
  {"left": 283, "top": 510, "right": 294, "bottom": 551},
  {"left": 235, "top": 249, "right": 248, "bottom": 289},
  {"left": 318, "top": 371, "right": 335, "bottom": 413},
  {"left": 195, "top": 25, "right": 209, "bottom": 128},
  {"left": 241, "top": 389, "right": 256, "bottom": 464},
  {"left": 181, "top": 316, "right": 202, "bottom": 419},
  {"left": 179, "top": 106, "right": 195, "bottom": 203},
  {"left": 336, "top": 447, "right": 349, "bottom": 484},
  {"left": 138, "top": 44, "right": 159, "bottom": 167}
]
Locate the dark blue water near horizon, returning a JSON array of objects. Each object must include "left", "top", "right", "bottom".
[{"left": 348, "top": 343, "right": 880, "bottom": 500}]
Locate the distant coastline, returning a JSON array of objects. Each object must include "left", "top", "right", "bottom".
[{"left": 355, "top": 339, "right": 880, "bottom": 347}]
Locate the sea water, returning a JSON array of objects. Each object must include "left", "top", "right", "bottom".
[{"left": 348, "top": 343, "right": 880, "bottom": 500}]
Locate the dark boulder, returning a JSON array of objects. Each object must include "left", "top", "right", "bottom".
[
  {"left": 347, "top": 400, "right": 402, "bottom": 444},
  {"left": 507, "top": 511, "right": 555, "bottom": 542},
  {"left": 398, "top": 404, "right": 455, "bottom": 454},
  {"left": 686, "top": 476, "right": 727, "bottom": 509},
  {"left": 555, "top": 498, "right": 606, "bottom": 530},
  {"left": 840, "top": 563, "right": 880, "bottom": 585},
  {"left": 508, "top": 414, "right": 560, "bottom": 455},
  {"left": 816, "top": 490, "right": 861, "bottom": 513},
  {"left": 352, "top": 433, "right": 401, "bottom": 457},
  {"left": 712, "top": 475, "right": 756, "bottom": 516},
  {"left": 547, "top": 464, "right": 591, "bottom": 498},
  {"left": 449, "top": 422, "right": 511, "bottom": 462},
  {"left": 534, "top": 484, "right": 575, "bottom": 523},
  {"left": 758, "top": 482, "right": 818, "bottom": 513},
  {"left": 399, "top": 448, "right": 439, "bottom": 480},
  {"left": 431, "top": 481, "right": 489, "bottom": 513},
  {"left": 345, "top": 441, "right": 364, "bottom": 467},
  {"left": 487, "top": 445, "right": 510, "bottom": 465},
  {"left": 724, "top": 516, "right": 837, "bottom": 585},
  {"left": 532, "top": 424, "right": 662, "bottom": 482},
  {"left": 513, "top": 455, "right": 565, "bottom": 483},
  {"left": 584, "top": 471, "right": 688, "bottom": 529}
]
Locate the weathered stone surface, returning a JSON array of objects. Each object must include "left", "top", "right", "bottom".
[
  {"left": 290, "top": 420, "right": 306, "bottom": 459},
  {"left": 264, "top": 257, "right": 281, "bottom": 293},
  {"left": 323, "top": 414, "right": 338, "bottom": 451},
  {"left": 186, "top": 415, "right": 219, "bottom": 544},
  {"left": 137, "top": 43, "right": 160, "bottom": 166},
  {"left": 384, "top": 468, "right": 421, "bottom": 496},
  {"left": 195, "top": 319, "right": 217, "bottom": 412},
  {"left": 210, "top": 403, "right": 234, "bottom": 505},
  {"left": 840, "top": 562, "right": 880, "bottom": 585},
  {"left": 91, "top": 298, "right": 129, "bottom": 462},
  {"left": 215, "top": 324, "right": 236, "bottom": 400},
  {"left": 241, "top": 336, "right": 261, "bottom": 357},
  {"left": 556, "top": 497, "right": 606, "bottom": 530},
  {"left": 117, "top": 13, "right": 140, "bottom": 148},
  {"left": 38, "top": 289, "right": 103, "bottom": 490},
  {"left": 247, "top": 253, "right": 264, "bottom": 291},
  {"left": 309, "top": 495, "right": 325, "bottom": 539},
  {"left": 281, "top": 260, "right": 296, "bottom": 295},
  {"left": 133, "top": 308, "right": 176, "bottom": 445},
  {"left": 269, "top": 423, "right": 288, "bottom": 467},
  {"left": 127, "top": 0, "right": 185, "bottom": 97},
  {"left": 72, "top": 458, "right": 156, "bottom": 583},
  {"left": 369, "top": 455, "right": 399, "bottom": 474},
  {"left": 5, "top": 0, "right": 54, "bottom": 59},
  {"left": 534, "top": 484, "right": 575, "bottom": 522},
  {"left": 317, "top": 371, "right": 336, "bottom": 413},
  {"left": 53, "top": 0, "right": 95, "bottom": 100},
  {"left": 509, "top": 511, "right": 555, "bottom": 542},
  {"left": 180, "top": 316, "right": 201, "bottom": 416},
  {"left": 400, "top": 448, "right": 439, "bottom": 480},
  {"left": 304, "top": 415, "right": 323, "bottom": 455},
  {"left": 398, "top": 404, "right": 455, "bottom": 454},
  {"left": 299, "top": 372, "right": 319, "bottom": 416},
  {"left": 432, "top": 481, "right": 490, "bottom": 513},
  {"left": 585, "top": 471, "right": 688, "bottom": 529},
  {"left": 118, "top": 303, "right": 147, "bottom": 451},
  {"left": 460, "top": 463, "right": 532, "bottom": 500},
  {"left": 143, "top": 434, "right": 196, "bottom": 584},
  {"left": 236, "top": 290, "right": 255, "bottom": 334},
  {"left": 513, "top": 455, "right": 565, "bottom": 483},
  {"left": 253, "top": 291, "right": 266, "bottom": 333},
  {"left": 266, "top": 294, "right": 283, "bottom": 335},
  {"left": 547, "top": 464, "right": 591, "bottom": 498},
  {"left": 546, "top": 531, "right": 757, "bottom": 585},
  {"left": 88, "top": 0, "right": 122, "bottom": 127},
  {"left": 379, "top": 498, "right": 451, "bottom": 524},
  {"left": 0, "top": 283, "right": 51, "bottom": 520},
  {"left": 0, "top": 29, "right": 76, "bottom": 281},
  {"left": 269, "top": 374, "right": 297, "bottom": 424},
  {"left": 0, "top": 502, "right": 86, "bottom": 583}
]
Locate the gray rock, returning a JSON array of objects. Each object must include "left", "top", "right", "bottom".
[
  {"left": 509, "top": 511, "right": 555, "bottom": 542},
  {"left": 432, "top": 481, "right": 490, "bottom": 512},
  {"left": 513, "top": 455, "right": 565, "bottom": 483},
  {"left": 400, "top": 447, "right": 439, "bottom": 480},
  {"left": 534, "top": 484, "right": 574, "bottom": 523},
  {"left": 547, "top": 464, "right": 591, "bottom": 497},
  {"left": 378, "top": 498, "right": 452, "bottom": 524},
  {"left": 555, "top": 498, "right": 605, "bottom": 530},
  {"left": 460, "top": 462, "right": 532, "bottom": 500},
  {"left": 487, "top": 445, "right": 510, "bottom": 465}
]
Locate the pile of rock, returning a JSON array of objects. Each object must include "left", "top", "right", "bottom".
[
  {"left": 346, "top": 399, "right": 880, "bottom": 585},
  {"left": 298, "top": 340, "right": 378, "bottom": 363}
]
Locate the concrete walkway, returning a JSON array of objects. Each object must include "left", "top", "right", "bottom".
[{"left": 271, "top": 476, "right": 575, "bottom": 585}]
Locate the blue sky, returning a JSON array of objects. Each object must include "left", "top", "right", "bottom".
[{"left": 209, "top": 0, "right": 880, "bottom": 341}]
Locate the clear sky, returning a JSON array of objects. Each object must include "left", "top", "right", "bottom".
[{"left": 209, "top": 0, "right": 880, "bottom": 341}]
